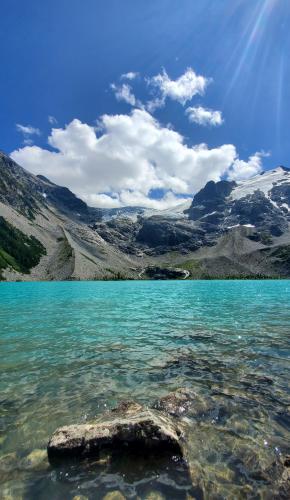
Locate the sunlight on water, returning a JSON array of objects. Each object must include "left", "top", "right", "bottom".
[{"left": 0, "top": 280, "right": 290, "bottom": 498}]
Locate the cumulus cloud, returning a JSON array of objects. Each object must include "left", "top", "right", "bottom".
[
  {"left": 11, "top": 109, "right": 263, "bottom": 209},
  {"left": 84, "top": 193, "right": 121, "bottom": 209},
  {"left": 186, "top": 106, "right": 223, "bottom": 127},
  {"left": 16, "top": 124, "right": 41, "bottom": 136},
  {"left": 121, "top": 71, "right": 139, "bottom": 81},
  {"left": 227, "top": 152, "right": 266, "bottom": 181},
  {"left": 147, "top": 68, "right": 209, "bottom": 108},
  {"left": 84, "top": 191, "right": 190, "bottom": 210},
  {"left": 111, "top": 83, "right": 141, "bottom": 107}
]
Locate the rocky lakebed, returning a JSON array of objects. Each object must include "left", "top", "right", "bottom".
[
  {"left": 1, "top": 280, "right": 290, "bottom": 499},
  {"left": 44, "top": 387, "right": 290, "bottom": 500}
]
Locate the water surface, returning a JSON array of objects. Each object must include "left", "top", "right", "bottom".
[{"left": 1, "top": 281, "right": 290, "bottom": 499}]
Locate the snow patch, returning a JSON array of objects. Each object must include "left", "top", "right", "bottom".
[
  {"left": 282, "top": 203, "right": 290, "bottom": 212},
  {"left": 231, "top": 167, "right": 290, "bottom": 201},
  {"left": 200, "top": 211, "right": 217, "bottom": 219},
  {"left": 227, "top": 224, "right": 255, "bottom": 229}
]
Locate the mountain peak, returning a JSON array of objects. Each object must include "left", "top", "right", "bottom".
[
  {"left": 0, "top": 151, "right": 102, "bottom": 222},
  {"left": 36, "top": 174, "right": 56, "bottom": 186}
]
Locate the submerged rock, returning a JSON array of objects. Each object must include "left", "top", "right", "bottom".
[
  {"left": 102, "top": 492, "right": 126, "bottom": 500},
  {"left": 0, "top": 452, "right": 18, "bottom": 472},
  {"left": 47, "top": 403, "right": 183, "bottom": 463},
  {"left": 144, "top": 491, "right": 166, "bottom": 500},
  {"left": 153, "top": 388, "right": 198, "bottom": 417},
  {"left": 110, "top": 400, "right": 143, "bottom": 414},
  {"left": 23, "top": 449, "right": 48, "bottom": 471}
]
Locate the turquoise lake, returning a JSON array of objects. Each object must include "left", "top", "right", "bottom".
[{"left": 1, "top": 280, "right": 290, "bottom": 499}]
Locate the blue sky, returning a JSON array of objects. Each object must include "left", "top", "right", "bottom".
[{"left": 1, "top": 0, "right": 290, "bottom": 208}]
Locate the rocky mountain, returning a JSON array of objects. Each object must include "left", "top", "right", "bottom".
[
  {"left": 0, "top": 150, "right": 290, "bottom": 280},
  {"left": 0, "top": 151, "right": 136, "bottom": 281},
  {"left": 186, "top": 168, "right": 290, "bottom": 238},
  {"left": 0, "top": 151, "right": 102, "bottom": 223}
]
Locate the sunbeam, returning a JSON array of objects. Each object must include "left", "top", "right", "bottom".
[
  {"left": 224, "top": 0, "right": 280, "bottom": 99},
  {"left": 276, "top": 52, "right": 285, "bottom": 149}
]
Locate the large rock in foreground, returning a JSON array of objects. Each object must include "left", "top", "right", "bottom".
[{"left": 47, "top": 403, "right": 183, "bottom": 463}]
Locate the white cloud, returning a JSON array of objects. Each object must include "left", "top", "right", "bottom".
[
  {"left": 186, "top": 106, "right": 223, "bottom": 127},
  {"left": 121, "top": 72, "right": 139, "bottom": 81},
  {"left": 147, "top": 68, "right": 209, "bottom": 107},
  {"left": 146, "top": 97, "right": 166, "bottom": 113},
  {"left": 48, "top": 115, "right": 58, "bottom": 125},
  {"left": 11, "top": 109, "right": 262, "bottom": 209},
  {"left": 227, "top": 152, "right": 265, "bottom": 181},
  {"left": 16, "top": 124, "right": 41, "bottom": 136},
  {"left": 84, "top": 193, "right": 121, "bottom": 209},
  {"left": 111, "top": 83, "right": 141, "bottom": 107},
  {"left": 84, "top": 191, "right": 189, "bottom": 210}
]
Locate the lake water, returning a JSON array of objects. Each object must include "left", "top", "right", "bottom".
[{"left": 0, "top": 280, "right": 290, "bottom": 499}]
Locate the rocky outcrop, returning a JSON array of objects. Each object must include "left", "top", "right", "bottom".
[
  {"left": 91, "top": 217, "right": 140, "bottom": 254},
  {"left": 145, "top": 266, "right": 189, "bottom": 280},
  {"left": 270, "top": 183, "right": 290, "bottom": 217},
  {"left": 36, "top": 175, "right": 101, "bottom": 223},
  {"left": 136, "top": 216, "right": 203, "bottom": 250},
  {"left": 0, "top": 151, "right": 45, "bottom": 219},
  {"left": 185, "top": 179, "right": 236, "bottom": 220},
  {"left": 47, "top": 390, "right": 290, "bottom": 498},
  {"left": 92, "top": 215, "right": 207, "bottom": 256},
  {"left": 47, "top": 402, "right": 183, "bottom": 463},
  {"left": 230, "top": 190, "right": 288, "bottom": 236},
  {"left": 47, "top": 398, "right": 198, "bottom": 498}
]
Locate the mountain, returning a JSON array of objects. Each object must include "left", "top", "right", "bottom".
[
  {"left": 0, "top": 151, "right": 102, "bottom": 222},
  {"left": 186, "top": 167, "right": 290, "bottom": 238},
  {"left": 0, "top": 152, "right": 136, "bottom": 281},
  {"left": 0, "top": 151, "right": 290, "bottom": 280}
]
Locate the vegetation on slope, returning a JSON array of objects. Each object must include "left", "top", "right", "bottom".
[
  {"left": 271, "top": 245, "right": 290, "bottom": 265},
  {"left": 0, "top": 216, "right": 46, "bottom": 279}
]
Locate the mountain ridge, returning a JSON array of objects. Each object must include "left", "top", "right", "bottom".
[{"left": 0, "top": 151, "right": 290, "bottom": 280}]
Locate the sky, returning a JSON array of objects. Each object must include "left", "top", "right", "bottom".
[{"left": 1, "top": 0, "right": 290, "bottom": 209}]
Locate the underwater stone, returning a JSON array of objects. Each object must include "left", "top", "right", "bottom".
[
  {"left": 23, "top": 449, "right": 48, "bottom": 470},
  {"left": 102, "top": 492, "right": 126, "bottom": 500},
  {"left": 153, "top": 387, "right": 210, "bottom": 418},
  {"left": 153, "top": 388, "right": 195, "bottom": 416},
  {"left": 144, "top": 491, "right": 166, "bottom": 500}
]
